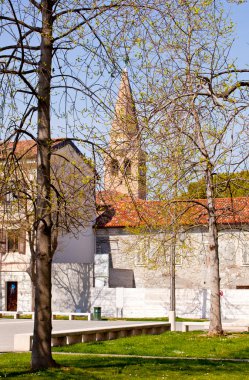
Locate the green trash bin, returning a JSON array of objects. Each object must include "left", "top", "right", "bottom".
[{"left": 93, "top": 307, "right": 101, "bottom": 320}]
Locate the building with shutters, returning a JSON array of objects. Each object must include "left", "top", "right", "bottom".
[
  {"left": 0, "top": 139, "right": 95, "bottom": 312},
  {"left": 2, "top": 71, "right": 249, "bottom": 320}
]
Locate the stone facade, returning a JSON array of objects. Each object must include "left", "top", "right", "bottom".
[
  {"left": 2, "top": 73, "right": 249, "bottom": 322},
  {"left": 95, "top": 226, "right": 249, "bottom": 291},
  {"left": 88, "top": 287, "right": 249, "bottom": 320},
  {"left": 52, "top": 263, "right": 94, "bottom": 313},
  {"left": 93, "top": 72, "right": 249, "bottom": 319},
  {"left": 104, "top": 70, "right": 146, "bottom": 199},
  {"left": 0, "top": 139, "right": 95, "bottom": 313},
  {"left": 0, "top": 271, "right": 32, "bottom": 311}
]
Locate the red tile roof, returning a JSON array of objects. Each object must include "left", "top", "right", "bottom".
[
  {"left": 97, "top": 190, "right": 133, "bottom": 205},
  {"left": 0, "top": 138, "right": 80, "bottom": 159},
  {"left": 96, "top": 193, "right": 249, "bottom": 228}
]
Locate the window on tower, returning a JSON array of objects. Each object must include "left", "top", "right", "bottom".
[
  {"left": 111, "top": 159, "right": 119, "bottom": 176},
  {"left": 124, "top": 159, "right": 131, "bottom": 176}
]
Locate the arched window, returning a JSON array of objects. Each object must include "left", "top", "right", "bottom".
[
  {"left": 124, "top": 159, "right": 131, "bottom": 176},
  {"left": 111, "top": 159, "right": 119, "bottom": 176}
]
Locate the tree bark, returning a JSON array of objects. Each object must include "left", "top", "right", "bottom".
[
  {"left": 206, "top": 167, "right": 223, "bottom": 335},
  {"left": 31, "top": 0, "right": 57, "bottom": 370},
  {"left": 192, "top": 103, "right": 223, "bottom": 335},
  {"left": 169, "top": 233, "right": 176, "bottom": 331}
]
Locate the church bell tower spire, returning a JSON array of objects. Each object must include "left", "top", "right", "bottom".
[{"left": 104, "top": 70, "right": 146, "bottom": 199}]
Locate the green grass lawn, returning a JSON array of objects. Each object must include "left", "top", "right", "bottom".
[
  {"left": 1, "top": 353, "right": 249, "bottom": 379},
  {"left": 102, "top": 317, "right": 208, "bottom": 322},
  {"left": 53, "top": 331, "right": 249, "bottom": 360},
  {"left": 2, "top": 332, "right": 249, "bottom": 379},
  {"left": 0, "top": 315, "right": 207, "bottom": 321}
]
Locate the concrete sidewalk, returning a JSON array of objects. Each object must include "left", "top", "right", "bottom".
[
  {"left": 0, "top": 319, "right": 169, "bottom": 352},
  {"left": 1, "top": 318, "right": 248, "bottom": 352}
]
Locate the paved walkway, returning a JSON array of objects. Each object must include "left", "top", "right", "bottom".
[
  {"left": 1, "top": 318, "right": 248, "bottom": 353},
  {"left": 0, "top": 319, "right": 169, "bottom": 352}
]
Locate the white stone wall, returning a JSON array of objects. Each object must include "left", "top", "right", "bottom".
[
  {"left": 1, "top": 267, "right": 249, "bottom": 320},
  {"left": 96, "top": 227, "right": 249, "bottom": 290},
  {"left": 0, "top": 262, "right": 94, "bottom": 313},
  {"left": 94, "top": 253, "right": 109, "bottom": 287},
  {"left": 93, "top": 227, "right": 249, "bottom": 319},
  {"left": 220, "top": 290, "right": 249, "bottom": 320},
  {"left": 89, "top": 287, "right": 249, "bottom": 320},
  {"left": 0, "top": 271, "right": 32, "bottom": 311},
  {"left": 52, "top": 263, "right": 94, "bottom": 312},
  {"left": 89, "top": 288, "right": 201, "bottom": 318},
  {"left": 0, "top": 142, "right": 96, "bottom": 312},
  {"left": 53, "top": 226, "right": 95, "bottom": 264},
  {"left": 90, "top": 287, "right": 117, "bottom": 317}
]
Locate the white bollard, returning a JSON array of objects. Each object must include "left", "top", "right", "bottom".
[{"left": 168, "top": 310, "right": 176, "bottom": 331}]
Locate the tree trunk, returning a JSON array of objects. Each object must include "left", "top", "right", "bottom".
[
  {"left": 206, "top": 167, "right": 223, "bottom": 335},
  {"left": 31, "top": 0, "right": 57, "bottom": 370},
  {"left": 169, "top": 231, "right": 176, "bottom": 331},
  {"left": 192, "top": 103, "right": 223, "bottom": 336}
]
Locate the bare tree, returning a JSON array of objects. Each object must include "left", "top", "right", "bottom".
[
  {"left": 0, "top": 0, "right": 150, "bottom": 370},
  {"left": 150, "top": 2, "right": 249, "bottom": 335},
  {"left": 118, "top": 0, "right": 249, "bottom": 335}
]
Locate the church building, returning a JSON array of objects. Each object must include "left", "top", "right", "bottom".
[
  {"left": 93, "top": 71, "right": 249, "bottom": 319},
  {"left": 1, "top": 71, "right": 249, "bottom": 321},
  {"left": 104, "top": 69, "right": 146, "bottom": 200}
]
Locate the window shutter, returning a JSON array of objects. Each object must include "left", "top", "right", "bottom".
[
  {"left": 0, "top": 229, "right": 6, "bottom": 253},
  {"left": 18, "top": 230, "right": 26, "bottom": 255}
]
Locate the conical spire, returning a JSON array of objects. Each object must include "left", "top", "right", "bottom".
[
  {"left": 104, "top": 69, "right": 146, "bottom": 200},
  {"left": 110, "top": 70, "right": 139, "bottom": 145}
]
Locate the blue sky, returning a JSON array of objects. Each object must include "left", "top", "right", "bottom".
[
  {"left": 54, "top": 1, "right": 249, "bottom": 145},
  {"left": 1, "top": 1, "right": 248, "bottom": 145},
  {"left": 227, "top": 1, "right": 249, "bottom": 66}
]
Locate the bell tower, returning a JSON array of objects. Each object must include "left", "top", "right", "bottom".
[{"left": 104, "top": 70, "right": 146, "bottom": 199}]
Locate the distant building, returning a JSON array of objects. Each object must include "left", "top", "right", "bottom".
[
  {"left": 0, "top": 139, "right": 95, "bottom": 312},
  {"left": 94, "top": 72, "right": 249, "bottom": 319},
  {"left": 104, "top": 70, "right": 146, "bottom": 200},
  {"left": 1, "top": 73, "right": 249, "bottom": 320}
]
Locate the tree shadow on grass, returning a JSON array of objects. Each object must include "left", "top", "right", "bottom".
[
  {"left": 2, "top": 356, "right": 249, "bottom": 379},
  {"left": 57, "top": 356, "right": 249, "bottom": 379},
  {"left": 231, "top": 347, "right": 249, "bottom": 359}
]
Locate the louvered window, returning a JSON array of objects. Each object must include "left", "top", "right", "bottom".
[{"left": 0, "top": 229, "right": 26, "bottom": 254}]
